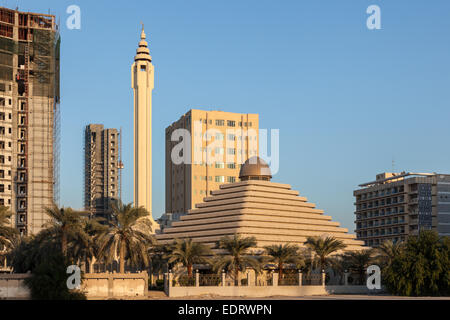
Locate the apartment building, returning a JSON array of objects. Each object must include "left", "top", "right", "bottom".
[
  {"left": 84, "top": 124, "right": 120, "bottom": 218},
  {"left": 0, "top": 7, "right": 60, "bottom": 235},
  {"left": 354, "top": 172, "right": 450, "bottom": 247},
  {"left": 165, "top": 109, "right": 259, "bottom": 213}
]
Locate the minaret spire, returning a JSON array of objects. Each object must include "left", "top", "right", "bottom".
[
  {"left": 140, "top": 22, "right": 146, "bottom": 39},
  {"left": 134, "top": 23, "right": 151, "bottom": 62}
]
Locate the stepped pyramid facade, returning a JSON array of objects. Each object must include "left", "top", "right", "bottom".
[{"left": 156, "top": 157, "right": 365, "bottom": 252}]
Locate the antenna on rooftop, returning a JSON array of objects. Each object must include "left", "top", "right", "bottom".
[{"left": 392, "top": 156, "right": 395, "bottom": 172}]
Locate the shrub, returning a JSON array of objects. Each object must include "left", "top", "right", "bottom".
[{"left": 25, "top": 251, "right": 86, "bottom": 300}]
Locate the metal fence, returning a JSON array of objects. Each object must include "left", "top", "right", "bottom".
[
  {"left": 175, "top": 275, "right": 196, "bottom": 287},
  {"left": 199, "top": 274, "right": 222, "bottom": 286},
  {"left": 279, "top": 273, "right": 299, "bottom": 286},
  {"left": 302, "top": 273, "right": 322, "bottom": 285}
]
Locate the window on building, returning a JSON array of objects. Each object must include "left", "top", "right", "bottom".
[
  {"left": 227, "top": 163, "right": 236, "bottom": 169},
  {"left": 215, "top": 162, "right": 224, "bottom": 169},
  {"left": 227, "top": 176, "right": 236, "bottom": 183},
  {"left": 227, "top": 148, "right": 236, "bottom": 155},
  {"left": 227, "top": 120, "right": 235, "bottom": 127},
  {"left": 215, "top": 120, "right": 224, "bottom": 126},
  {"left": 215, "top": 176, "right": 225, "bottom": 183},
  {"left": 215, "top": 133, "right": 224, "bottom": 140}
]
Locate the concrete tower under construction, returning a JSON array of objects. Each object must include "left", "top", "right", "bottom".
[
  {"left": 84, "top": 124, "right": 121, "bottom": 218},
  {"left": 0, "top": 7, "right": 60, "bottom": 235}
]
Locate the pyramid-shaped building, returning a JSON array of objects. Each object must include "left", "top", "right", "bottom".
[{"left": 156, "top": 157, "right": 365, "bottom": 252}]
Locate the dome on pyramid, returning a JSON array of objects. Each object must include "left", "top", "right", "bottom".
[{"left": 239, "top": 156, "right": 272, "bottom": 181}]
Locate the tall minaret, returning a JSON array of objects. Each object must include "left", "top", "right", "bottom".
[{"left": 132, "top": 25, "right": 156, "bottom": 227}]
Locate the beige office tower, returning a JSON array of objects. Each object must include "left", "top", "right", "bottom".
[
  {"left": 84, "top": 124, "right": 120, "bottom": 218},
  {"left": 165, "top": 109, "right": 259, "bottom": 213},
  {"left": 131, "top": 26, "right": 155, "bottom": 225},
  {"left": 0, "top": 7, "right": 60, "bottom": 235}
]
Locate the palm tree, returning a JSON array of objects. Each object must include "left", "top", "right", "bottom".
[
  {"left": 148, "top": 244, "right": 170, "bottom": 277},
  {"left": 0, "top": 206, "right": 18, "bottom": 268},
  {"left": 304, "top": 236, "right": 346, "bottom": 271},
  {"left": 69, "top": 217, "right": 108, "bottom": 272},
  {"left": 329, "top": 255, "right": 351, "bottom": 284},
  {"left": 263, "top": 244, "right": 302, "bottom": 277},
  {"left": 213, "top": 234, "right": 260, "bottom": 285},
  {"left": 342, "top": 249, "right": 374, "bottom": 285},
  {"left": 97, "top": 202, "right": 154, "bottom": 273},
  {"left": 374, "top": 239, "right": 403, "bottom": 268},
  {"left": 41, "top": 204, "right": 87, "bottom": 257},
  {"left": 0, "top": 206, "right": 18, "bottom": 250},
  {"left": 166, "top": 238, "right": 213, "bottom": 277}
]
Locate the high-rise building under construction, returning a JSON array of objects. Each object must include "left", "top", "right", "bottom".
[
  {"left": 84, "top": 124, "right": 121, "bottom": 218},
  {"left": 0, "top": 7, "right": 60, "bottom": 235}
]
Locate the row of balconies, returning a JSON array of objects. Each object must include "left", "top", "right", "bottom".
[
  {"left": 355, "top": 208, "right": 406, "bottom": 220},
  {"left": 357, "top": 197, "right": 405, "bottom": 210},
  {"left": 356, "top": 219, "right": 406, "bottom": 230},
  {"left": 360, "top": 186, "right": 405, "bottom": 200},
  {"left": 358, "top": 227, "right": 406, "bottom": 237}
]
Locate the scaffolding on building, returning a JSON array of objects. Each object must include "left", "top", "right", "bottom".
[{"left": 0, "top": 7, "right": 60, "bottom": 235}]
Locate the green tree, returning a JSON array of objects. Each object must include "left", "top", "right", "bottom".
[
  {"left": 342, "top": 249, "right": 374, "bottom": 285},
  {"left": 384, "top": 231, "right": 450, "bottom": 296},
  {"left": 166, "top": 238, "right": 212, "bottom": 277},
  {"left": 8, "top": 235, "right": 86, "bottom": 300},
  {"left": 263, "top": 244, "right": 302, "bottom": 277},
  {"left": 97, "top": 202, "right": 154, "bottom": 273},
  {"left": 41, "top": 204, "right": 88, "bottom": 258},
  {"left": 304, "top": 236, "right": 346, "bottom": 271},
  {"left": 213, "top": 234, "right": 260, "bottom": 284},
  {"left": 24, "top": 249, "right": 86, "bottom": 300}
]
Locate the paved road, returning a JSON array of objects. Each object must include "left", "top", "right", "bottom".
[{"left": 146, "top": 291, "right": 450, "bottom": 300}]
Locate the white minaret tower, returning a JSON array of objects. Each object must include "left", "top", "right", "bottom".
[{"left": 132, "top": 25, "right": 156, "bottom": 228}]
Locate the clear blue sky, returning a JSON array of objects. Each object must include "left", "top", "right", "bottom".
[{"left": 8, "top": 0, "right": 450, "bottom": 232}]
